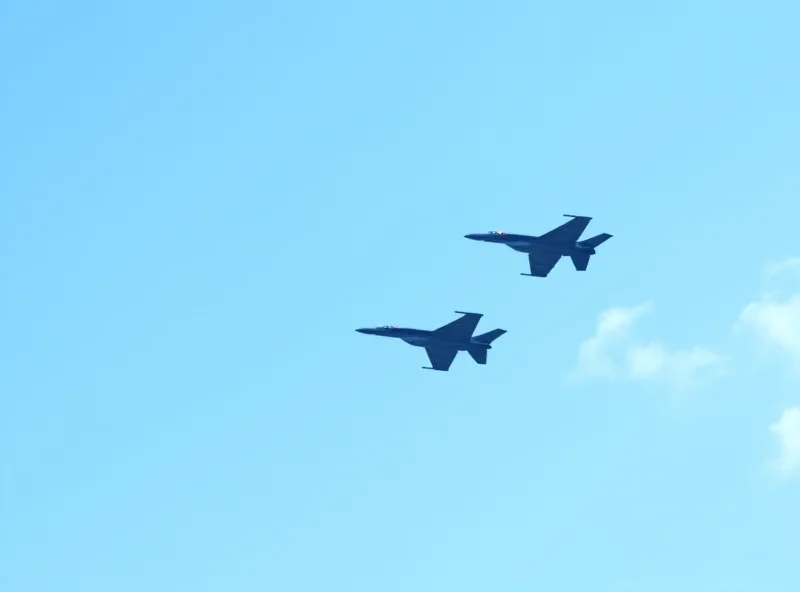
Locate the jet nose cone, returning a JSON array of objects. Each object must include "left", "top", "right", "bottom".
[
  {"left": 464, "top": 233, "right": 480, "bottom": 240},
  {"left": 356, "top": 328, "right": 368, "bottom": 334},
  {"left": 356, "top": 328, "right": 375, "bottom": 335}
]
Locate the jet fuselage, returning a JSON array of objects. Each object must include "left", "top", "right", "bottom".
[
  {"left": 356, "top": 327, "right": 491, "bottom": 351},
  {"left": 464, "top": 233, "right": 596, "bottom": 256}
]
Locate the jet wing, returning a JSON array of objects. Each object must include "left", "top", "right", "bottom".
[
  {"left": 539, "top": 215, "right": 592, "bottom": 244},
  {"left": 431, "top": 312, "right": 483, "bottom": 341},
  {"left": 423, "top": 346, "right": 459, "bottom": 371},
  {"left": 522, "top": 248, "right": 561, "bottom": 277}
]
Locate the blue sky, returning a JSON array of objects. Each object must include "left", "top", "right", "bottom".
[{"left": 2, "top": 1, "right": 800, "bottom": 590}]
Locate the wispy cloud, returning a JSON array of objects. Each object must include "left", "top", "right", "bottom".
[
  {"left": 762, "top": 257, "right": 800, "bottom": 283},
  {"left": 569, "top": 261, "right": 800, "bottom": 480},
  {"left": 768, "top": 406, "right": 800, "bottom": 479},
  {"left": 738, "top": 259, "right": 800, "bottom": 479},
  {"left": 738, "top": 294, "right": 800, "bottom": 369},
  {"left": 737, "top": 257, "right": 800, "bottom": 373},
  {"left": 573, "top": 302, "right": 653, "bottom": 380},
  {"left": 626, "top": 342, "right": 725, "bottom": 390},
  {"left": 570, "top": 302, "right": 725, "bottom": 390},
  {"left": 570, "top": 259, "right": 800, "bottom": 479}
]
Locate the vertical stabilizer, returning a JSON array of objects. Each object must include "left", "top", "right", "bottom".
[
  {"left": 578, "top": 233, "right": 612, "bottom": 248},
  {"left": 473, "top": 329, "right": 507, "bottom": 344}
]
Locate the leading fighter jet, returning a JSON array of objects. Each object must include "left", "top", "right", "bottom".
[
  {"left": 464, "top": 214, "right": 612, "bottom": 278},
  {"left": 356, "top": 311, "right": 506, "bottom": 371}
]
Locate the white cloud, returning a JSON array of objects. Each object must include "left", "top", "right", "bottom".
[
  {"left": 763, "top": 257, "right": 800, "bottom": 282},
  {"left": 738, "top": 294, "right": 800, "bottom": 369},
  {"left": 626, "top": 342, "right": 724, "bottom": 389},
  {"left": 737, "top": 258, "right": 800, "bottom": 372},
  {"left": 739, "top": 260, "right": 800, "bottom": 478},
  {"left": 768, "top": 406, "right": 800, "bottom": 479},
  {"left": 573, "top": 302, "right": 652, "bottom": 379},
  {"left": 571, "top": 302, "right": 725, "bottom": 390}
]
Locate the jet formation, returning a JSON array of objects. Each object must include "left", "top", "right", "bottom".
[{"left": 356, "top": 214, "right": 612, "bottom": 371}]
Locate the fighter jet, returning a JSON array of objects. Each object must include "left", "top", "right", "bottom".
[
  {"left": 464, "top": 214, "right": 612, "bottom": 278},
  {"left": 356, "top": 311, "right": 506, "bottom": 371}
]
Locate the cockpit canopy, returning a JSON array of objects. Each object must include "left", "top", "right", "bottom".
[
  {"left": 488, "top": 230, "right": 506, "bottom": 235},
  {"left": 379, "top": 325, "right": 400, "bottom": 329}
]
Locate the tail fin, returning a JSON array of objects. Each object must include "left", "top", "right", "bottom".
[
  {"left": 469, "top": 329, "right": 506, "bottom": 365},
  {"left": 468, "top": 348, "right": 487, "bottom": 364},
  {"left": 578, "top": 233, "right": 613, "bottom": 249},
  {"left": 473, "top": 328, "right": 507, "bottom": 344}
]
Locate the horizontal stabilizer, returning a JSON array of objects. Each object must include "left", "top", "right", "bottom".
[
  {"left": 570, "top": 252, "right": 591, "bottom": 271},
  {"left": 474, "top": 328, "right": 507, "bottom": 344},
  {"left": 579, "top": 233, "right": 612, "bottom": 248},
  {"left": 468, "top": 347, "right": 487, "bottom": 365}
]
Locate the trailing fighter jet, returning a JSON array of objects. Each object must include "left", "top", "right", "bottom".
[
  {"left": 356, "top": 311, "right": 506, "bottom": 371},
  {"left": 464, "top": 214, "right": 612, "bottom": 278}
]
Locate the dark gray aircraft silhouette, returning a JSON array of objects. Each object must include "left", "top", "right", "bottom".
[
  {"left": 356, "top": 311, "right": 506, "bottom": 371},
  {"left": 465, "top": 214, "right": 612, "bottom": 277}
]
